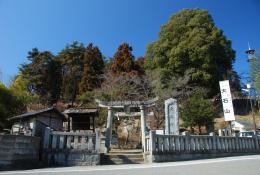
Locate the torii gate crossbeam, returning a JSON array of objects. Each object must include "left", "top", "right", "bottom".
[{"left": 95, "top": 97, "right": 158, "bottom": 152}]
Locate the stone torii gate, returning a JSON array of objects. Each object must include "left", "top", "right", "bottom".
[{"left": 96, "top": 98, "right": 158, "bottom": 151}]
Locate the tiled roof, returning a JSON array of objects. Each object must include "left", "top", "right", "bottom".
[
  {"left": 8, "top": 107, "right": 65, "bottom": 121},
  {"left": 63, "top": 108, "right": 98, "bottom": 114}
]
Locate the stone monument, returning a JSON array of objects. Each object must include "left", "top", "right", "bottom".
[{"left": 165, "top": 98, "right": 179, "bottom": 135}]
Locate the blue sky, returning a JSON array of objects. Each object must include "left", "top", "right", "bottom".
[{"left": 0, "top": 0, "right": 260, "bottom": 85}]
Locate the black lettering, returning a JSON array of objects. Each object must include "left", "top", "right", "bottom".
[
  {"left": 221, "top": 89, "right": 227, "bottom": 93},
  {"left": 223, "top": 99, "right": 229, "bottom": 103},
  {"left": 224, "top": 109, "right": 230, "bottom": 113}
]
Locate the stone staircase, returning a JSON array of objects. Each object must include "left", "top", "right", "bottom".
[{"left": 100, "top": 149, "right": 144, "bottom": 165}]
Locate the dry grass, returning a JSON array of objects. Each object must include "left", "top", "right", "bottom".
[{"left": 214, "top": 113, "right": 260, "bottom": 130}]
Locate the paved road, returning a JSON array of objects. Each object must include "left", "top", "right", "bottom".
[{"left": 1, "top": 155, "right": 260, "bottom": 175}]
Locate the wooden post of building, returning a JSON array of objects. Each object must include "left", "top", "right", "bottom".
[
  {"left": 68, "top": 116, "right": 70, "bottom": 132},
  {"left": 93, "top": 116, "right": 95, "bottom": 132}
]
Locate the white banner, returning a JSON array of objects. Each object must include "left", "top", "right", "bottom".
[{"left": 219, "top": 80, "right": 235, "bottom": 121}]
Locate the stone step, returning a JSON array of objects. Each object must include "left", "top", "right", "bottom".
[
  {"left": 101, "top": 155, "right": 144, "bottom": 165},
  {"left": 100, "top": 149, "right": 144, "bottom": 165},
  {"left": 109, "top": 149, "right": 143, "bottom": 154},
  {"left": 106, "top": 153, "right": 143, "bottom": 157},
  {"left": 105, "top": 159, "right": 144, "bottom": 165}
]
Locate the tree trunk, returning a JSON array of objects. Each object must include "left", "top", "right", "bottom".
[
  {"left": 198, "top": 125, "right": 201, "bottom": 134},
  {"left": 190, "top": 127, "right": 195, "bottom": 134}
]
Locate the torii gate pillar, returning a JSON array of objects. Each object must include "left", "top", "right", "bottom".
[
  {"left": 95, "top": 97, "right": 158, "bottom": 152},
  {"left": 105, "top": 107, "right": 113, "bottom": 149},
  {"left": 140, "top": 105, "right": 146, "bottom": 151}
]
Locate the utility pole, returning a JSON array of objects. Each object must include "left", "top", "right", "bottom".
[
  {"left": 247, "top": 83, "right": 257, "bottom": 132},
  {"left": 245, "top": 46, "right": 259, "bottom": 132}
]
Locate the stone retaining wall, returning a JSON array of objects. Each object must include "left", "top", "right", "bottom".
[
  {"left": 0, "top": 135, "right": 40, "bottom": 170},
  {"left": 43, "top": 150, "right": 99, "bottom": 166}
]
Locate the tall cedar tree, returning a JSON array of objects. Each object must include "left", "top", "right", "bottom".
[
  {"left": 58, "top": 42, "right": 85, "bottom": 102},
  {"left": 96, "top": 43, "right": 150, "bottom": 102},
  {"left": 79, "top": 43, "right": 104, "bottom": 94},
  {"left": 110, "top": 43, "right": 140, "bottom": 76},
  {"left": 146, "top": 9, "right": 238, "bottom": 97}
]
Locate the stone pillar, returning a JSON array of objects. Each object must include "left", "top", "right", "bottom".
[
  {"left": 149, "top": 130, "right": 155, "bottom": 153},
  {"left": 165, "top": 98, "right": 179, "bottom": 135},
  {"left": 140, "top": 105, "right": 146, "bottom": 151},
  {"left": 43, "top": 127, "right": 51, "bottom": 149},
  {"left": 218, "top": 129, "right": 223, "bottom": 136},
  {"left": 255, "top": 136, "right": 259, "bottom": 150},
  {"left": 95, "top": 129, "right": 100, "bottom": 152},
  {"left": 209, "top": 132, "right": 215, "bottom": 136},
  {"left": 216, "top": 137, "right": 221, "bottom": 150},
  {"left": 235, "top": 135, "right": 239, "bottom": 151},
  {"left": 212, "top": 135, "right": 217, "bottom": 150},
  {"left": 105, "top": 107, "right": 113, "bottom": 150}
]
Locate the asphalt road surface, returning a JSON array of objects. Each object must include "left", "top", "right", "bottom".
[{"left": 1, "top": 155, "right": 260, "bottom": 175}]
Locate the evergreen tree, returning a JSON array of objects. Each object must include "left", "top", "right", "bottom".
[
  {"left": 96, "top": 43, "right": 150, "bottom": 101},
  {"left": 20, "top": 48, "right": 61, "bottom": 105},
  {"left": 146, "top": 9, "right": 237, "bottom": 98},
  {"left": 181, "top": 89, "right": 216, "bottom": 134},
  {"left": 110, "top": 43, "right": 140, "bottom": 76},
  {"left": 58, "top": 42, "right": 85, "bottom": 103},
  {"left": 79, "top": 43, "right": 104, "bottom": 94}
]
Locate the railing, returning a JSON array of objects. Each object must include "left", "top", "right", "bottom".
[
  {"left": 145, "top": 131, "right": 260, "bottom": 153},
  {"left": 43, "top": 127, "right": 100, "bottom": 153}
]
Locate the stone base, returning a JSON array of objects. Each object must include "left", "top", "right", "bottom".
[
  {"left": 145, "top": 151, "right": 260, "bottom": 163},
  {"left": 0, "top": 135, "right": 40, "bottom": 170},
  {"left": 0, "top": 159, "right": 40, "bottom": 170},
  {"left": 43, "top": 150, "right": 100, "bottom": 166}
]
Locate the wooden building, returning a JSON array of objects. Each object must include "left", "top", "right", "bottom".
[
  {"left": 8, "top": 107, "right": 65, "bottom": 137},
  {"left": 63, "top": 108, "right": 98, "bottom": 132}
]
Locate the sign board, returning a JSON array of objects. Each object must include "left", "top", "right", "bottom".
[{"left": 219, "top": 80, "right": 235, "bottom": 121}]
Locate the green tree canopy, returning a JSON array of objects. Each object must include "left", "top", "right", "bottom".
[
  {"left": 0, "top": 83, "right": 25, "bottom": 127},
  {"left": 80, "top": 43, "right": 151, "bottom": 103},
  {"left": 181, "top": 89, "right": 216, "bottom": 133},
  {"left": 9, "top": 73, "right": 38, "bottom": 105},
  {"left": 79, "top": 43, "right": 104, "bottom": 94},
  {"left": 146, "top": 9, "right": 237, "bottom": 97},
  {"left": 58, "top": 42, "right": 85, "bottom": 103},
  {"left": 20, "top": 48, "right": 61, "bottom": 105}
]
